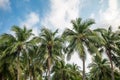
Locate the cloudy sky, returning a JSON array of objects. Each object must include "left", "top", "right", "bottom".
[{"left": 0, "top": 0, "right": 120, "bottom": 71}]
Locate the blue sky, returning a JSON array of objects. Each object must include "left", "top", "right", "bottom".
[
  {"left": 0, "top": 0, "right": 120, "bottom": 34},
  {"left": 0, "top": 0, "right": 116, "bottom": 34},
  {"left": 0, "top": 0, "right": 120, "bottom": 70},
  {"left": 0, "top": 0, "right": 50, "bottom": 33}
]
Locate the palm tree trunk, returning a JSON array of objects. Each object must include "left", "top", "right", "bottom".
[
  {"left": 47, "top": 46, "right": 52, "bottom": 80},
  {"left": 29, "top": 69, "right": 32, "bottom": 80},
  {"left": 106, "top": 50, "right": 114, "bottom": 80},
  {"left": 82, "top": 58, "right": 86, "bottom": 80},
  {"left": 30, "top": 72, "right": 32, "bottom": 80},
  {"left": 32, "top": 67, "right": 36, "bottom": 80},
  {"left": 33, "top": 72, "right": 36, "bottom": 80},
  {"left": 63, "top": 71, "right": 66, "bottom": 80},
  {"left": 45, "top": 70, "right": 47, "bottom": 80},
  {"left": 2, "top": 77, "right": 4, "bottom": 80},
  {"left": 17, "top": 53, "right": 20, "bottom": 80},
  {"left": 29, "top": 59, "right": 32, "bottom": 80},
  {"left": 47, "top": 57, "right": 51, "bottom": 80},
  {"left": 0, "top": 73, "right": 2, "bottom": 80},
  {"left": 0, "top": 73, "right": 4, "bottom": 80},
  {"left": 24, "top": 73, "right": 27, "bottom": 80}
]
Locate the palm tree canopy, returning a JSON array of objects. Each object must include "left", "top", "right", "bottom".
[
  {"left": 0, "top": 26, "right": 34, "bottom": 55},
  {"left": 52, "top": 60, "right": 82, "bottom": 80},
  {"left": 39, "top": 28, "right": 63, "bottom": 63},
  {"left": 88, "top": 55, "right": 111, "bottom": 80},
  {"left": 94, "top": 26, "right": 120, "bottom": 69},
  {"left": 0, "top": 26, "right": 35, "bottom": 80},
  {"left": 63, "top": 18, "right": 101, "bottom": 60},
  {"left": 94, "top": 26, "right": 120, "bottom": 52}
]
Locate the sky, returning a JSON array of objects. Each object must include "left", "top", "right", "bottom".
[{"left": 0, "top": 0, "right": 120, "bottom": 71}]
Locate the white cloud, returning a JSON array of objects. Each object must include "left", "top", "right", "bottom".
[
  {"left": 66, "top": 50, "right": 92, "bottom": 72},
  {"left": 99, "top": 0, "right": 120, "bottom": 30},
  {"left": 42, "top": 0, "right": 81, "bottom": 32},
  {"left": 20, "top": 12, "right": 40, "bottom": 35},
  {"left": 32, "top": 27, "right": 39, "bottom": 36},
  {"left": 0, "top": 0, "right": 11, "bottom": 10},
  {"left": 99, "top": 0, "right": 104, "bottom": 4},
  {"left": 20, "top": 12, "right": 40, "bottom": 28},
  {"left": 89, "top": 13, "right": 95, "bottom": 19}
]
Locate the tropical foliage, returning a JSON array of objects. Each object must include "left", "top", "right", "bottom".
[{"left": 0, "top": 18, "right": 120, "bottom": 80}]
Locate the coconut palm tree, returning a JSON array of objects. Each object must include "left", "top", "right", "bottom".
[
  {"left": 112, "top": 55, "right": 120, "bottom": 69},
  {"left": 88, "top": 54, "right": 120, "bottom": 80},
  {"left": 114, "top": 69, "right": 120, "bottom": 80},
  {"left": 63, "top": 18, "right": 100, "bottom": 80},
  {"left": 88, "top": 55, "right": 111, "bottom": 80},
  {"left": 0, "top": 34, "right": 19, "bottom": 80},
  {"left": 0, "top": 62, "right": 16, "bottom": 80},
  {"left": 21, "top": 45, "right": 43, "bottom": 80},
  {"left": 94, "top": 26, "right": 120, "bottom": 80},
  {"left": 39, "top": 28, "right": 63, "bottom": 80},
  {"left": 112, "top": 28, "right": 120, "bottom": 69},
  {"left": 52, "top": 60, "right": 82, "bottom": 80},
  {"left": 0, "top": 26, "right": 34, "bottom": 80}
]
